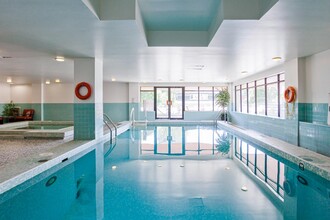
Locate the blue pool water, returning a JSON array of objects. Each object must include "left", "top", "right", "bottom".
[{"left": 1, "top": 125, "right": 329, "bottom": 219}]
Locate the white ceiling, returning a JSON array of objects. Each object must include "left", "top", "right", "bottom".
[{"left": 0, "top": 0, "right": 330, "bottom": 84}]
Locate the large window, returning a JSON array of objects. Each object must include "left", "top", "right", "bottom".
[
  {"left": 235, "top": 73, "right": 285, "bottom": 118},
  {"left": 141, "top": 86, "right": 227, "bottom": 112},
  {"left": 199, "top": 87, "right": 213, "bottom": 111},
  {"left": 140, "top": 87, "right": 154, "bottom": 111},
  {"left": 185, "top": 87, "right": 199, "bottom": 111}
]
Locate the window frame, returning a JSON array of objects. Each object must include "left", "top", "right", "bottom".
[{"left": 234, "top": 73, "right": 285, "bottom": 118}]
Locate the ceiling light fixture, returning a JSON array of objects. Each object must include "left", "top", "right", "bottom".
[
  {"left": 45, "top": 80, "right": 50, "bottom": 85},
  {"left": 241, "top": 71, "right": 248, "bottom": 74},
  {"left": 55, "top": 56, "right": 65, "bottom": 62},
  {"left": 111, "top": 78, "right": 116, "bottom": 82},
  {"left": 55, "top": 79, "right": 61, "bottom": 83},
  {"left": 272, "top": 56, "right": 282, "bottom": 61},
  {"left": 6, "top": 77, "right": 12, "bottom": 83},
  {"left": 187, "top": 64, "right": 205, "bottom": 70}
]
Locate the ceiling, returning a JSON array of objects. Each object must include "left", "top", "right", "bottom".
[{"left": 1, "top": 0, "right": 330, "bottom": 84}]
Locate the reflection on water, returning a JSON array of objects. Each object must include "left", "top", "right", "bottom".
[{"left": 139, "top": 125, "right": 231, "bottom": 157}]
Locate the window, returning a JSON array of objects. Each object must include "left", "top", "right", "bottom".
[
  {"left": 235, "top": 73, "right": 285, "bottom": 118},
  {"left": 241, "top": 84, "right": 247, "bottom": 113},
  {"left": 199, "top": 87, "right": 213, "bottom": 111},
  {"left": 279, "top": 74, "right": 285, "bottom": 118},
  {"left": 256, "top": 79, "right": 266, "bottom": 115},
  {"left": 185, "top": 87, "right": 199, "bottom": 111},
  {"left": 248, "top": 82, "right": 256, "bottom": 114},
  {"left": 141, "top": 86, "right": 228, "bottom": 112},
  {"left": 235, "top": 86, "right": 241, "bottom": 112},
  {"left": 140, "top": 87, "right": 154, "bottom": 111}
]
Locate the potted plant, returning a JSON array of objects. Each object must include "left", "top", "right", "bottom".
[
  {"left": 2, "top": 101, "right": 17, "bottom": 117},
  {"left": 215, "top": 88, "right": 230, "bottom": 121}
]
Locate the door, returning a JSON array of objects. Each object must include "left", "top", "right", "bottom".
[{"left": 155, "top": 87, "right": 184, "bottom": 119}]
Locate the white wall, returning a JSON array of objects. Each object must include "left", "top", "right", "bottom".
[
  {"left": 305, "top": 49, "right": 330, "bottom": 103},
  {"left": 104, "top": 82, "right": 129, "bottom": 103},
  {"left": 31, "top": 84, "right": 42, "bottom": 103},
  {"left": 0, "top": 83, "right": 11, "bottom": 103},
  {"left": 10, "top": 84, "right": 33, "bottom": 103},
  {"left": 43, "top": 83, "right": 74, "bottom": 103}
]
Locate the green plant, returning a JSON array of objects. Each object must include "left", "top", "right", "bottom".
[
  {"left": 215, "top": 88, "right": 230, "bottom": 120},
  {"left": 2, "top": 101, "right": 16, "bottom": 116}
]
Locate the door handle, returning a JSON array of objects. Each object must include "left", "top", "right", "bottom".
[{"left": 166, "top": 100, "right": 172, "bottom": 106}]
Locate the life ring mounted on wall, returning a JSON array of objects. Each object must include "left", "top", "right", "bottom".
[
  {"left": 75, "top": 82, "right": 92, "bottom": 100},
  {"left": 284, "top": 86, "right": 296, "bottom": 103}
]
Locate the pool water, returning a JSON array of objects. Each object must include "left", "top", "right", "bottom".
[
  {"left": 1, "top": 125, "right": 329, "bottom": 219},
  {"left": 17, "top": 125, "right": 69, "bottom": 130}
]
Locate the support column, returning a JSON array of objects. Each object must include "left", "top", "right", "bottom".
[{"left": 74, "top": 58, "right": 103, "bottom": 140}]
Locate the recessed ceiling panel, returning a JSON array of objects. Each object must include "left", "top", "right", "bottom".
[{"left": 138, "top": 0, "right": 220, "bottom": 31}]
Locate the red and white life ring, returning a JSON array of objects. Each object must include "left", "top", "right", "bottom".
[
  {"left": 75, "top": 82, "right": 92, "bottom": 100},
  {"left": 284, "top": 86, "right": 296, "bottom": 103}
]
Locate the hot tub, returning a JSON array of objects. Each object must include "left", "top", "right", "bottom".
[{"left": 0, "top": 121, "right": 73, "bottom": 139}]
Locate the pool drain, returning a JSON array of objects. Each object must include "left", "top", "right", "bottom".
[{"left": 46, "top": 176, "right": 57, "bottom": 187}]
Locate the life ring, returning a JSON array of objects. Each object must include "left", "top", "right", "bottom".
[
  {"left": 284, "top": 86, "right": 296, "bottom": 103},
  {"left": 75, "top": 82, "right": 92, "bottom": 100}
]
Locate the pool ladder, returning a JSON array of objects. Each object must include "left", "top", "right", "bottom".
[{"left": 103, "top": 113, "right": 118, "bottom": 157}]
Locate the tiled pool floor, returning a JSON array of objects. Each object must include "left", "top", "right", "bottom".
[{"left": 98, "top": 159, "right": 283, "bottom": 220}]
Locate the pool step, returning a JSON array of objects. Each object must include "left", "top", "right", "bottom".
[{"left": 0, "top": 134, "right": 25, "bottom": 139}]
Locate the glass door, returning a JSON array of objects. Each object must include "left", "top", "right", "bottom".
[
  {"left": 155, "top": 87, "right": 184, "bottom": 119},
  {"left": 155, "top": 87, "right": 169, "bottom": 119}
]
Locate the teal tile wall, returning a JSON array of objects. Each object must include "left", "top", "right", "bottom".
[
  {"left": 230, "top": 112, "right": 299, "bottom": 145},
  {"left": 184, "top": 111, "right": 218, "bottom": 121},
  {"left": 299, "top": 122, "right": 330, "bottom": 157},
  {"left": 104, "top": 103, "right": 129, "bottom": 122},
  {"left": 43, "top": 103, "right": 73, "bottom": 121},
  {"left": 299, "top": 103, "right": 328, "bottom": 125},
  {"left": 74, "top": 103, "right": 95, "bottom": 140}
]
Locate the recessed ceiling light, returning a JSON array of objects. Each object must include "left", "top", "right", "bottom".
[
  {"left": 6, "top": 77, "right": 12, "bottom": 83},
  {"left": 55, "top": 56, "right": 65, "bottom": 62},
  {"left": 187, "top": 64, "right": 205, "bottom": 70},
  {"left": 272, "top": 56, "right": 282, "bottom": 61},
  {"left": 45, "top": 80, "right": 50, "bottom": 84},
  {"left": 55, "top": 79, "right": 61, "bottom": 83},
  {"left": 111, "top": 78, "right": 116, "bottom": 82}
]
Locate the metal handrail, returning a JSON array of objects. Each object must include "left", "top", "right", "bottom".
[
  {"left": 130, "top": 107, "right": 135, "bottom": 126},
  {"left": 103, "top": 113, "right": 118, "bottom": 144}
]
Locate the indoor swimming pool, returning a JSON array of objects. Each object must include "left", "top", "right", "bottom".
[{"left": 0, "top": 124, "right": 329, "bottom": 219}]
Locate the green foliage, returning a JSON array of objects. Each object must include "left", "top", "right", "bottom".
[
  {"left": 215, "top": 88, "right": 230, "bottom": 110},
  {"left": 2, "top": 101, "right": 16, "bottom": 116}
]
